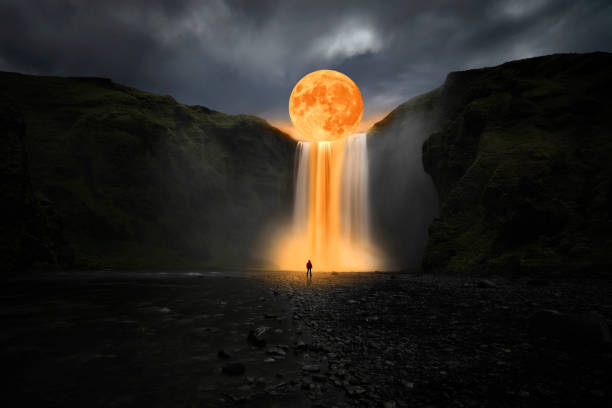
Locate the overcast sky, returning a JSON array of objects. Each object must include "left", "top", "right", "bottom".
[{"left": 1, "top": 0, "right": 611, "bottom": 130}]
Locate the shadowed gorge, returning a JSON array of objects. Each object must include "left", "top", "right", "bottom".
[{"left": 0, "top": 72, "right": 295, "bottom": 272}]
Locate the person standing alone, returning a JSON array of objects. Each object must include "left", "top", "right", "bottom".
[{"left": 306, "top": 259, "right": 312, "bottom": 277}]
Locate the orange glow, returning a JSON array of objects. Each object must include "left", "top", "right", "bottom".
[
  {"left": 270, "top": 121, "right": 301, "bottom": 140},
  {"left": 269, "top": 112, "right": 386, "bottom": 142},
  {"left": 288, "top": 70, "right": 363, "bottom": 142},
  {"left": 270, "top": 139, "right": 382, "bottom": 271},
  {"left": 356, "top": 112, "right": 387, "bottom": 133},
  {"left": 268, "top": 70, "right": 383, "bottom": 272}
]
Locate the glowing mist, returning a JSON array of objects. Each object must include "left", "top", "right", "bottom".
[
  {"left": 272, "top": 133, "right": 381, "bottom": 271},
  {"left": 341, "top": 133, "right": 371, "bottom": 248}
]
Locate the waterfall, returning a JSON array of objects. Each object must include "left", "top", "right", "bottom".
[
  {"left": 273, "top": 133, "right": 380, "bottom": 271},
  {"left": 341, "top": 133, "right": 370, "bottom": 249},
  {"left": 293, "top": 142, "right": 310, "bottom": 233}
]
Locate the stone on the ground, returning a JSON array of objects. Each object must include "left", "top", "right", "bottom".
[
  {"left": 477, "top": 279, "right": 496, "bottom": 288},
  {"left": 222, "top": 362, "right": 245, "bottom": 375},
  {"left": 527, "top": 278, "right": 550, "bottom": 286},
  {"left": 247, "top": 326, "right": 268, "bottom": 347},
  {"left": 302, "top": 364, "right": 320, "bottom": 372},
  {"left": 312, "top": 374, "right": 326, "bottom": 382},
  {"left": 294, "top": 339, "right": 307, "bottom": 352},
  {"left": 267, "top": 347, "right": 287, "bottom": 357}
]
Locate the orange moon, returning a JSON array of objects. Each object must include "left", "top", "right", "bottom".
[{"left": 289, "top": 70, "right": 363, "bottom": 142}]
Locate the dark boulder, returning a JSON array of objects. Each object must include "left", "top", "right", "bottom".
[
  {"left": 477, "top": 279, "right": 497, "bottom": 288},
  {"left": 247, "top": 327, "right": 268, "bottom": 347},
  {"left": 222, "top": 362, "right": 245, "bottom": 375}
]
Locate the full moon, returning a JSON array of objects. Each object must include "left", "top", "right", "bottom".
[{"left": 289, "top": 70, "right": 363, "bottom": 142}]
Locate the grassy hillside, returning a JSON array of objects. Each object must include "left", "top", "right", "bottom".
[
  {"left": 0, "top": 72, "right": 295, "bottom": 271},
  {"left": 421, "top": 52, "right": 612, "bottom": 274}
]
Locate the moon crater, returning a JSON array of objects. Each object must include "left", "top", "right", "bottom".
[{"left": 289, "top": 70, "right": 363, "bottom": 141}]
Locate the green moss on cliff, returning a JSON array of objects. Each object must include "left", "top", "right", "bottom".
[
  {"left": 422, "top": 52, "right": 612, "bottom": 274},
  {"left": 366, "top": 88, "right": 442, "bottom": 268},
  {"left": 0, "top": 72, "right": 295, "bottom": 271}
]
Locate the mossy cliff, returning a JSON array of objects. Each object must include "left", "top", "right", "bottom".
[
  {"left": 421, "top": 52, "right": 612, "bottom": 274},
  {"left": 0, "top": 72, "right": 295, "bottom": 271}
]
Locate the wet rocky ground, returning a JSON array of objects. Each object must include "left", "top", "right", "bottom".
[{"left": 1, "top": 271, "right": 611, "bottom": 407}]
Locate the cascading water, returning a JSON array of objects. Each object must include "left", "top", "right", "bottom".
[
  {"left": 272, "top": 133, "right": 381, "bottom": 271},
  {"left": 341, "top": 133, "right": 370, "bottom": 249},
  {"left": 292, "top": 142, "right": 310, "bottom": 234}
]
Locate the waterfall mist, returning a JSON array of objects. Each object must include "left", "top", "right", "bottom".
[
  {"left": 367, "top": 104, "right": 440, "bottom": 270},
  {"left": 341, "top": 133, "right": 371, "bottom": 249},
  {"left": 292, "top": 142, "right": 310, "bottom": 234}
]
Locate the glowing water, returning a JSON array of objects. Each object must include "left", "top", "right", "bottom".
[
  {"left": 293, "top": 142, "right": 310, "bottom": 233},
  {"left": 341, "top": 133, "right": 370, "bottom": 249},
  {"left": 272, "top": 133, "right": 381, "bottom": 271}
]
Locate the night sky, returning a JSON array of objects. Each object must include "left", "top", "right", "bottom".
[{"left": 1, "top": 0, "right": 611, "bottom": 131}]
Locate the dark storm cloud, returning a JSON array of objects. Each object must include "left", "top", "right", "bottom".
[{"left": 1, "top": 0, "right": 611, "bottom": 120}]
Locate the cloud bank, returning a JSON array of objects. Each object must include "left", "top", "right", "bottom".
[{"left": 1, "top": 0, "right": 610, "bottom": 123}]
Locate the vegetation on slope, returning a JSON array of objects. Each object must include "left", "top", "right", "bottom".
[
  {"left": 0, "top": 72, "right": 295, "bottom": 271},
  {"left": 421, "top": 52, "right": 612, "bottom": 274}
]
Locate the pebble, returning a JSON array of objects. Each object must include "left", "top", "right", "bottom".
[
  {"left": 267, "top": 346, "right": 286, "bottom": 356},
  {"left": 476, "top": 279, "right": 496, "bottom": 288},
  {"left": 302, "top": 364, "right": 320, "bottom": 372},
  {"left": 222, "top": 362, "right": 245, "bottom": 375}
]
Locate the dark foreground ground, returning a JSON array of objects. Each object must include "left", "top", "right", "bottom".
[{"left": 1, "top": 271, "right": 611, "bottom": 407}]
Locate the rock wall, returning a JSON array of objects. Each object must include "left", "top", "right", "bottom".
[
  {"left": 0, "top": 72, "right": 295, "bottom": 270},
  {"left": 421, "top": 52, "right": 612, "bottom": 274}
]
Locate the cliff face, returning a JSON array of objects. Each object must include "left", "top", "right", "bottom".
[
  {"left": 421, "top": 52, "right": 612, "bottom": 274},
  {"left": 0, "top": 100, "right": 70, "bottom": 273},
  {"left": 0, "top": 72, "right": 295, "bottom": 271}
]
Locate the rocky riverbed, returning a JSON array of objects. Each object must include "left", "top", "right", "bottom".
[{"left": 1, "top": 271, "right": 611, "bottom": 407}]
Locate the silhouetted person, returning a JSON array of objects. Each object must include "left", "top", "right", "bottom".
[{"left": 306, "top": 259, "right": 312, "bottom": 277}]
